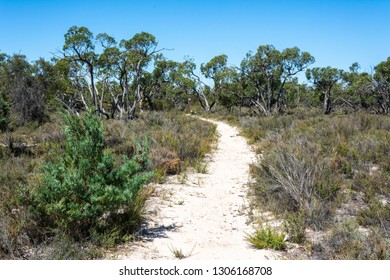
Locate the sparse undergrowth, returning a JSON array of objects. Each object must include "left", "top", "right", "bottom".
[{"left": 235, "top": 110, "right": 390, "bottom": 259}]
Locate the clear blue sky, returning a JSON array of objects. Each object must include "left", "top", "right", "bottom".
[{"left": 1, "top": 0, "right": 390, "bottom": 77}]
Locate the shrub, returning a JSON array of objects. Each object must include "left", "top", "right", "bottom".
[
  {"left": 0, "top": 155, "right": 36, "bottom": 259},
  {"left": 246, "top": 225, "right": 286, "bottom": 250},
  {"left": 284, "top": 211, "right": 306, "bottom": 244},
  {"left": 357, "top": 198, "right": 390, "bottom": 230},
  {"left": 30, "top": 111, "right": 153, "bottom": 241},
  {"left": 30, "top": 234, "right": 103, "bottom": 260},
  {"left": 252, "top": 145, "right": 334, "bottom": 229},
  {"left": 321, "top": 220, "right": 390, "bottom": 260}
]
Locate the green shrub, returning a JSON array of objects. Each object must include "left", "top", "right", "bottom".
[
  {"left": 252, "top": 145, "right": 334, "bottom": 229},
  {"left": 30, "top": 111, "right": 153, "bottom": 241},
  {"left": 246, "top": 225, "right": 286, "bottom": 250},
  {"left": 357, "top": 198, "right": 390, "bottom": 228},
  {"left": 321, "top": 220, "right": 390, "bottom": 260},
  {"left": 284, "top": 211, "right": 306, "bottom": 244}
]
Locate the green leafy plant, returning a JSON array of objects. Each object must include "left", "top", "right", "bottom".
[
  {"left": 246, "top": 225, "right": 286, "bottom": 251},
  {"left": 30, "top": 111, "right": 153, "bottom": 241},
  {"left": 284, "top": 211, "right": 306, "bottom": 244}
]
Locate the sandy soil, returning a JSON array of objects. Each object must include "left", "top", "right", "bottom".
[{"left": 108, "top": 118, "right": 278, "bottom": 260}]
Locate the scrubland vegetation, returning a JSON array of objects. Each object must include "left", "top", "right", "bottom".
[
  {"left": 1, "top": 25, "right": 389, "bottom": 259},
  {"left": 0, "top": 111, "right": 216, "bottom": 259},
  {"left": 239, "top": 111, "right": 390, "bottom": 259}
]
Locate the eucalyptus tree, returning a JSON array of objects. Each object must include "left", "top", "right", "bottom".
[
  {"left": 306, "top": 67, "right": 343, "bottom": 114},
  {"left": 0, "top": 90, "right": 9, "bottom": 131},
  {"left": 372, "top": 57, "right": 390, "bottom": 114},
  {"left": 98, "top": 31, "right": 163, "bottom": 119},
  {"left": 200, "top": 54, "right": 228, "bottom": 109},
  {"left": 341, "top": 63, "right": 373, "bottom": 111},
  {"left": 240, "top": 45, "right": 314, "bottom": 115},
  {"left": 62, "top": 26, "right": 109, "bottom": 116},
  {"left": 141, "top": 58, "right": 190, "bottom": 110},
  {"left": 216, "top": 67, "right": 246, "bottom": 111},
  {"left": 62, "top": 26, "right": 163, "bottom": 119},
  {"left": 176, "top": 58, "right": 214, "bottom": 112},
  {"left": 120, "top": 32, "right": 161, "bottom": 118},
  {"left": 0, "top": 54, "right": 50, "bottom": 124}
]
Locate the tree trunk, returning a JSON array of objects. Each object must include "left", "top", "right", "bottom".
[{"left": 323, "top": 91, "right": 332, "bottom": 114}]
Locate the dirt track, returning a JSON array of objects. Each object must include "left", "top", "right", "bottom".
[{"left": 109, "top": 118, "right": 278, "bottom": 260}]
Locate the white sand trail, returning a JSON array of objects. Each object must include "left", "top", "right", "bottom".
[{"left": 109, "top": 118, "right": 278, "bottom": 260}]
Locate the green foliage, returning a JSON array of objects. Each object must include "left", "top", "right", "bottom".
[
  {"left": 374, "top": 56, "right": 390, "bottom": 83},
  {"left": 241, "top": 45, "right": 314, "bottom": 115},
  {"left": 357, "top": 198, "right": 390, "bottom": 228},
  {"left": 30, "top": 111, "right": 153, "bottom": 240},
  {"left": 246, "top": 225, "right": 286, "bottom": 251},
  {"left": 284, "top": 211, "right": 306, "bottom": 244},
  {"left": 0, "top": 92, "right": 10, "bottom": 131},
  {"left": 306, "top": 66, "right": 343, "bottom": 114},
  {"left": 0, "top": 54, "right": 49, "bottom": 125},
  {"left": 341, "top": 63, "right": 373, "bottom": 111},
  {"left": 321, "top": 220, "right": 390, "bottom": 260}
]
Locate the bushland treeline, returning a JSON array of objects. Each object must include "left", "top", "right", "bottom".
[{"left": 1, "top": 26, "right": 389, "bottom": 130}]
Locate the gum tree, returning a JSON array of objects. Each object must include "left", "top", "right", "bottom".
[
  {"left": 306, "top": 67, "right": 343, "bottom": 114},
  {"left": 62, "top": 26, "right": 164, "bottom": 119},
  {"left": 373, "top": 57, "right": 390, "bottom": 114},
  {"left": 241, "top": 45, "right": 314, "bottom": 116}
]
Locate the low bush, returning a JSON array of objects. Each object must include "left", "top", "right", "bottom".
[
  {"left": 357, "top": 198, "right": 390, "bottom": 231},
  {"left": 320, "top": 220, "right": 389, "bottom": 260},
  {"left": 246, "top": 225, "right": 286, "bottom": 251},
  {"left": 251, "top": 144, "right": 336, "bottom": 229},
  {"left": 284, "top": 211, "right": 306, "bottom": 244},
  {"left": 0, "top": 155, "right": 36, "bottom": 259}
]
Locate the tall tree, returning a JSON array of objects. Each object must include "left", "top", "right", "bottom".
[
  {"left": 200, "top": 54, "right": 228, "bottom": 110},
  {"left": 119, "top": 32, "right": 160, "bottom": 118},
  {"left": 61, "top": 27, "right": 163, "bottom": 119},
  {"left": 63, "top": 26, "right": 106, "bottom": 116},
  {"left": 341, "top": 63, "right": 373, "bottom": 111},
  {"left": 372, "top": 57, "right": 390, "bottom": 114},
  {"left": 306, "top": 67, "right": 343, "bottom": 114},
  {"left": 241, "top": 45, "right": 314, "bottom": 115},
  {"left": 0, "top": 54, "right": 49, "bottom": 124}
]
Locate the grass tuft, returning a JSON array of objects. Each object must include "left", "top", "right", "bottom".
[{"left": 246, "top": 225, "right": 286, "bottom": 251}]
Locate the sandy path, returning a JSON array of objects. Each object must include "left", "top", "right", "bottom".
[{"left": 109, "top": 118, "right": 278, "bottom": 260}]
